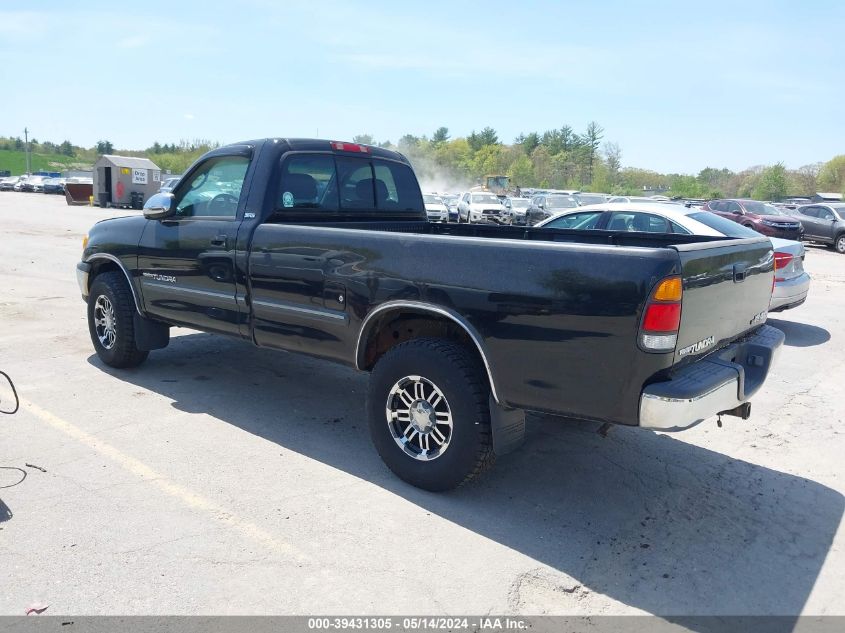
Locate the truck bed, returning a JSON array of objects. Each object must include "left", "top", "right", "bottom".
[{"left": 248, "top": 219, "right": 775, "bottom": 425}]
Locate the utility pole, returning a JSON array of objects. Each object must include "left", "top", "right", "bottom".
[{"left": 24, "top": 127, "right": 31, "bottom": 174}]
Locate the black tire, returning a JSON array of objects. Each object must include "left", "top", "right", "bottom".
[
  {"left": 367, "top": 337, "right": 494, "bottom": 491},
  {"left": 87, "top": 271, "right": 149, "bottom": 368},
  {"left": 835, "top": 233, "right": 845, "bottom": 254}
]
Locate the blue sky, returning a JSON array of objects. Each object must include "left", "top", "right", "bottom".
[{"left": 1, "top": 0, "right": 842, "bottom": 173}]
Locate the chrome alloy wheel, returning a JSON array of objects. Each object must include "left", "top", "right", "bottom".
[
  {"left": 837, "top": 235, "right": 845, "bottom": 253},
  {"left": 94, "top": 295, "right": 117, "bottom": 349},
  {"left": 386, "top": 375, "right": 453, "bottom": 461}
]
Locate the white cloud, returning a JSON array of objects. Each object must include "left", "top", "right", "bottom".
[{"left": 184, "top": 114, "right": 195, "bottom": 120}]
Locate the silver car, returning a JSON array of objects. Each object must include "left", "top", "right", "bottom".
[{"left": 538, "top": 202, "right": 810, "bottom": 313}]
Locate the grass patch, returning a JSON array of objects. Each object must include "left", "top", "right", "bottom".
[{"left": 0, "top": 149, "right": 93, "bottom": 175}]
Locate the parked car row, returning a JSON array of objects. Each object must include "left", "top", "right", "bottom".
[
  {"left": 0, "top": 174, "right": 67, "bottom": 194},
  {"left": 421, "top": 190, "right": 624, "bottom": 226}
]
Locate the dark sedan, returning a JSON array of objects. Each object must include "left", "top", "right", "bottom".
[
  {"left": 42, "top": 178, "right": 66, "bottom": 194},
  {"left": 793, "top": 203, "right": 845, "bottom": 253},
  {"left": 525, "top": 194, "right": 579, "bottom": 226},
  {"left": 702, "top": 199, "right": 802, "bottom": 240}
]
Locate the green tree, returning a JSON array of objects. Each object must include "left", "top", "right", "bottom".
[
  {"left": 352, "top": 134, "right": 374, "bottom": 145},
  {"left": 59, "top": 140, "right": 75, "bottom": 156},
  {"left": 790, "top": 163, "right": 821, "bottom": 196},
  {"left": 584, "top": 121, "right": 604, "bottom": 185},
  {"left": 432, "top": 127, "right": 450, "bottom": 144},
  {"left": 14, "top": 137, "right": 23, "bottom": 150},
  {"left": 603, "top": 142, "right": 622, "bottom": 189},
  {"left": 752, "top": 163, "right": 788, "bottom": 201},
  {"left": 509, "top": 154, "right": 534, "bottom": 187},
  {"left": 818, "top": 155, "right": 845, "bottom": 192},
  {"left": 397, "top": 134, "right": 420, "bottom": 151},
  {"left": 521, "top": 132, "right": 540, "bottom": 155},
  {"left": 96, "top": 140, "right": 114, "bottom": 155},
  {"left": 478, "top": 126, "right": 499, "bottom": 146}
]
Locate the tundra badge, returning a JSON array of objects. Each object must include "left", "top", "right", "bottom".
[{"left": 678, "top": 335, "right": 715, "bottom": 357}]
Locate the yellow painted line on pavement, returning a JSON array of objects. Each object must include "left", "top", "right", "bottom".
[{"left": 22, "top": 397, "right": 309, "bottom": 563}]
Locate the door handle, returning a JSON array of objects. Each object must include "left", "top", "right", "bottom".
[{"left": 211, "top": 235, "right": 227, "bottom": 248}]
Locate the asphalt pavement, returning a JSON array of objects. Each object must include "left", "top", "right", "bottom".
[{"left": 0, "top": 192, "right": 843, "bottom": 616}]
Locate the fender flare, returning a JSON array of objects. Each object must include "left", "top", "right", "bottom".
[
  {"left": 85, "top": 253, "right": 143, "bottom": 316},
  {"left": 355, "top": 300, "right": 502, "bottom": 404}
]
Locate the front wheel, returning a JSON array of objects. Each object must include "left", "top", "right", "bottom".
[
  {"left": 367, "top": 338, "right": 494, "bottom": 491},
  {"left": 836, "top": 234, "right": 845, "bottom": 254},
  {"left": 87, "top": 271, "right": 149, "bottom": 368}
]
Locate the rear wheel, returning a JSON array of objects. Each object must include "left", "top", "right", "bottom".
[
  {"left": 836, "top": 234, "right": 845, "bottom": 254},
  {"left": 87, "top": 271, "right": 149, "bottom": 368},
  {"left": 367, "top": 338, "right": 494, "bottom": 491}
]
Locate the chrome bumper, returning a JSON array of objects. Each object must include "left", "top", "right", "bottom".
[
  {"left": 770, "top": 272, "right": 810, "bottom": 312},
  {"left": 639, "top": 325, "right": 785, "bottom": 431},
  {"left": 76, "top": 261, "right": 91, "bottom": 301}
]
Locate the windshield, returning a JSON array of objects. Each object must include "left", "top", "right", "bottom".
[
  {"left": 472, "top": 194, "right": 500, "bottom": 204},
  {"left": 743, "top": 200, "right": 785, "bottom": 215},
  {"left": 509, "top": 199, "right": 530, "bottom": 208},
  {"left": 689, "top": 211, "right": 761, "bottom": 238},
  {"left": 576, "top": 194, "right": 606, "bottom": 205},
  {"left": 547, "top": 196, "right": 578, "bottom": 209},
  {"left": 423, "top": 195, "right": 443, "bottom": 204}
]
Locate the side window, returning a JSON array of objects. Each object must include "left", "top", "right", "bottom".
[
  {"left": 818, "top": 207, "right": 834, "bottom": 220},
  {"left": 545, "top": 211, "right": 603, "bottom": 229},
  {"left": 277, "top": 154, "right": 338, "bottom": 212},
  {"left": 727, "top": 201, "right": 742, "bottom": 213},
  {"left": 669, "top": 220, "right": 691, "bottom": 234},
  {"left": 175, "top": 156, "right": 249, "bottom": 218},
  {"left": 800, "top": 206, "right": 818, "bottom": 218},
  {"left": 606, "top": 212, "right": 670, "bottom": 232},
  {"left": 711, "top": 201, "right": 726, "bottom": 212}
]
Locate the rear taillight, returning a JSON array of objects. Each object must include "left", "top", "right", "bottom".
[
  {"left": 640, "top": 275, "right": 682, "bottom": 352},
  {"left": 774, "top": 251, "right": 793, "bottom": 282}
]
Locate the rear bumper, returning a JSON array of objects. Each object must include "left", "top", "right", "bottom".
[
  {"left": 770, "top": 272, "right": 810, "bottom": 312},
  {"left": 639, "top": 324, "right": 785, "bottom": 431}
]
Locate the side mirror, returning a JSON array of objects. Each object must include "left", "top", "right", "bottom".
[{"left": 143, "top": 193, "right": 175, "bottom": 220}]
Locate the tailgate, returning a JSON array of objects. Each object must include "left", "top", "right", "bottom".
[{"left": 672, "top": 237, "right": 774, "bottom": 366}]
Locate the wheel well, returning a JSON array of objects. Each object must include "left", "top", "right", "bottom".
[
  {"left": 88, "top": 260, "right": 122, "bottom": 292},
  {"left": 87, "top": 259, "right": 141, "bottom": 313},
  {"left": 360, "top": 311, "right": 477, "bottom": 368}
]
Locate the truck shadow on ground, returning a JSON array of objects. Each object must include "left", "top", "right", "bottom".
[
  {"left": 767, "top": 318, "right": 831, "bottom": 347},
  {"left": 90, "top": 332, "right": 843, "bottom": 619}
]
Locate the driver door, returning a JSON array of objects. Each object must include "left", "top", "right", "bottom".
[{"left": 137, "top": 153, "right": 250, "bottom": 335}]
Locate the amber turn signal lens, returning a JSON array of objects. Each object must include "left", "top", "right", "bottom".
[
  {"left": 82, "top": 235, "right": 89, "bottom": 251},
  {"left": 653, "top": 276, "right": 682, "bottom": 302}
]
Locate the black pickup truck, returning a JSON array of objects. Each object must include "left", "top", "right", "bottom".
[{"left": 77, "top": 139, "right": 784, "bottom": 490}]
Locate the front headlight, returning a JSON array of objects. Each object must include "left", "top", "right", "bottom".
[{"left": 761, "top": 219, "right": 778, "bottom": 227}]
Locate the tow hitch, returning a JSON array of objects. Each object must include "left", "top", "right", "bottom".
[{"left": 716, "top": 402, "right": 752, "bottom": 427}]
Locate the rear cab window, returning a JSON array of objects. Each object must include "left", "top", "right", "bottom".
[{"left": 274, "top": 152, "right": 423, "bottom": 220}]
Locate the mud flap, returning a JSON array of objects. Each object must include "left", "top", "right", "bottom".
[
  {"left": 489, "top": 394, "right": 526, "bottom": 455},
  {"left": 133, "top": 314, "right": 170, "bottom": 351}
]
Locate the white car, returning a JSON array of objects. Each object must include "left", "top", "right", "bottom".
[
  {"left": 423, "top": 193, "right": 448, "bottom": 222},
  {"left": 537, "top": 203, "right": 810, "bottom": 313},
  {"left": 457, "top": 192, "right": 508, "bottom": 224}
]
